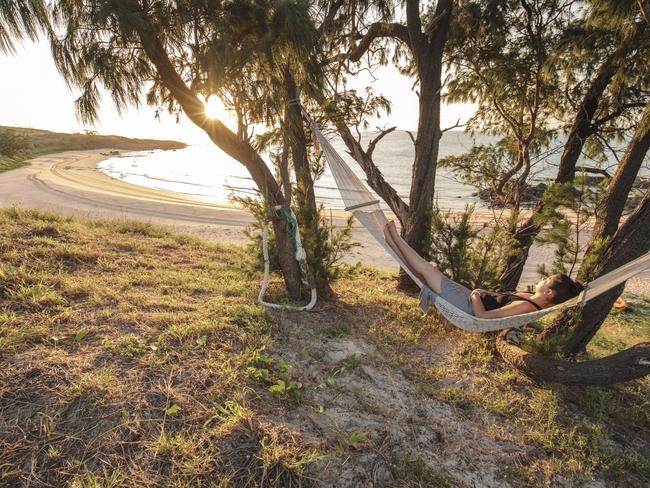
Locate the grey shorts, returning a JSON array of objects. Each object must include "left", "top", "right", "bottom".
[{"left": 419, "top": 276, "right": 473, "bottom": 315}]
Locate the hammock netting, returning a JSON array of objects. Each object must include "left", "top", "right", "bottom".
[{"left": 301, "top": 106, "right": 650, "bottom": 332}]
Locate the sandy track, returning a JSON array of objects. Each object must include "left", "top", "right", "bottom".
[{"left": 1, "top": 149, "right": 647, "bottom": 293}]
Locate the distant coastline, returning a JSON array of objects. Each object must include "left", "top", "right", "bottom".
[{"left": 0, "top": 125, "right": 186, "bottom": 156}]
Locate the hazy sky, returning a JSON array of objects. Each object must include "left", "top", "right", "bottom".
[{"left": 0, "top": 39, "right": 477, "bottom": 145}]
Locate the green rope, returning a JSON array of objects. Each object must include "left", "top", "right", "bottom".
[{"left": 275, "top": 206, "right": 299, "bottom": 253}]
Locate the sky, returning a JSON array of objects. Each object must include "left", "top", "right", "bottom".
[{"left": 0, "top": 39, "right": 477, "bottom": 145}]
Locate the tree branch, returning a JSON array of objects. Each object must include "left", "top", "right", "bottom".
[
  {"left": 592, "top": 102, "right": 647, "bottom": 128},
  {"left": 346, "top": 22, "right": 410, "bottom": 62},
  {"left": 581, "top": 166, "right": 612, "bottom": 179},
  {"left": 441, "top": 118, "right": 464, "bottom": 134},
  {"left": 638, "top": 0, "right": 650, "bottom": 26},
  {"left": 367, "top": 126, "right": 396, "bottom": 158},
  {"left": 124, "top": 2, "right": 285, "bottom": 206},
  {"left": 405, "top": 130, "right": 416, "bottom": 146}
]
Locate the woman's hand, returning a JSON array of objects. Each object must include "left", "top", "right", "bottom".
[{"left": 470, "top": 289, "right": 486, "bottom": 298}]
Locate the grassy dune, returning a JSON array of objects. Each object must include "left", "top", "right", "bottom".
[
  {"left": 0, "top": 159, "right": 30, "bottom": 174},
  {"left": 0, "top": 208, "right": 648, "bottom": 487},
  {"left": 0, "top": 126, "right": 186, "bottom": 175},
  {"left": 1, "top": 125, "right": 186, "bottom": 155}
]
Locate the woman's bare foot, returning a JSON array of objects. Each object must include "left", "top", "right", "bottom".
[{"left": 384, "top": 220, "right": 398, "bottom": 240}]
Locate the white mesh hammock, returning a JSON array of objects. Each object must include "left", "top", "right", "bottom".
[{"left": 300, "top": 106, "right": 650, "bottom": 333}]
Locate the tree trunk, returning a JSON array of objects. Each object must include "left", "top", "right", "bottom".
[
  {"left": 496, "top": 331, "right": 650, "bottom": 385},
  {"left": 284, "top": 68, "right": 332, "bottom": 295},
  {"left": 590, "top": 102, "right": 650, "bottom": 241},
  {"left": 498, "top": 40, "right": 636, "bottom": 290},
  {"left": 131, "top": 9, "right": 302, "bottom": 298},
  {"left": 541, "top": 104, "right": 650, "bottom": 345},
  {"left": 399, "top": 0, "right": 453, "bottom": 288},
  {"left": 562, "top": 189, "right": 650, "bottom": 355}
]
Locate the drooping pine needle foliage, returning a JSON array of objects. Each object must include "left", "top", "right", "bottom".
[
  {"left": 550, "top": 0, "right": 650, "bottom": 166},
  {"left": 0, "top": 0, "right": 48, "bottom": 53},
  {"left": 533, "top": 176, "right": 605, "bottom": 278},
  {"left": 444, "top": 0, "right": 570, "bottom": 208},
  {"left": 46, "top": 0, "right": 354, "bottom": 294}
]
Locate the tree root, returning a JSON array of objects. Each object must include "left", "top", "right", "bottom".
[{"left": 496, "top": 330, "right": 650, "bottom": 386}]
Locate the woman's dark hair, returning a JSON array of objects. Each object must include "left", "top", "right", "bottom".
[{"left": 549, "top": 274, "right": 584, "bottom": 304}]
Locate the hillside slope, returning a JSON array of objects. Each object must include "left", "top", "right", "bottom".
[{"left": 0, "top": 208, "right": 648, "bottom": 487}]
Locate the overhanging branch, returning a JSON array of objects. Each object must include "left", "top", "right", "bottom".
[
  {"left": 367, "top": 126, "right": 397, "bottom": 158},
  {"left": 346, "top": 22, "right": 410, "bottom": 62}
]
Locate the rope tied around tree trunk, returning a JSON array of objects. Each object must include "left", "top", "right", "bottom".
[{"left": 258, "top": 205, "right": 316, "bottom": 311}]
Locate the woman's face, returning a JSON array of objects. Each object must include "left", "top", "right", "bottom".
[{"left": 535, "top": 274, "right": 561, "bottom": 295}]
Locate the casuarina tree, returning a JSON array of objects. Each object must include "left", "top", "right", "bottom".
[{"left": 48, "top": 0, "right": 341, "bottom": 298}]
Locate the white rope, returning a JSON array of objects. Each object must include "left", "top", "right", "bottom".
[{"left": 258, "top": 206, "right": 317, "bottom": 311}]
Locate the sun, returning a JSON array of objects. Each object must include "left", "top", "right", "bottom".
[{"left": 204, "top": 95, "right": 226, "bottom": 119}]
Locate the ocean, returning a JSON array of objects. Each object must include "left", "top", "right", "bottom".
[{"left": 97, "top": 130, "right": 641, "bottom": 211}]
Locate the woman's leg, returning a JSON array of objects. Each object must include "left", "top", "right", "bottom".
[{"left": 384, "top": 221, "right": 446, "bottom": 293}]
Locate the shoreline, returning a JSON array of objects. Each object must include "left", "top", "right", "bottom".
[{"left": 0, "top": 148, "right": 647, "bottom": 293}]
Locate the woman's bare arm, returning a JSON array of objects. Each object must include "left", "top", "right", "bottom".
[{"left": 471, "top": 295, "right": 538, "bottom": 319}]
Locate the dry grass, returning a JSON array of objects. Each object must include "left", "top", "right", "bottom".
[
  {"left": 1, "top": 207, "right": 648, "bottom": 487},
  {"left": 0, "top": 208, "right": 320, "bottom": 487},
  {"left": 0, "top": 158, "right": 29, "bottom": 174}
]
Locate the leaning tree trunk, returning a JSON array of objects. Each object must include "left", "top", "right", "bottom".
[
  {"left": 496, "top": 330, "right": 650, "bottom": 385},
  {"left": 399, "top": 0, "right": 453, "bottom": 288},
  {"left": 541, "top": 102, "right": 650, "bottom": 348},
  {"left": 131, "top": 10, "right": 303, "bottom": 298},
  {"left": 589, "top": 102, "right": 650, "bottom": 241},
  {"left": 562, "top": 189, "right": 650, "bottom": 355},
  {"left": 284, "top": 68, "right": 332, "bottom": 295},
  {"left": 498, "top": 42, "right": 632, "bottom": 290}
]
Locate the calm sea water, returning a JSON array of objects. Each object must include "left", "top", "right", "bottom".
[{"left": 97, "top": 131, "right": 640, "bottom": 211}]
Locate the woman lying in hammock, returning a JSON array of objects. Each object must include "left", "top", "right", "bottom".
[{"left": 383, "top": 221, "right": 583, "bottom": 319}]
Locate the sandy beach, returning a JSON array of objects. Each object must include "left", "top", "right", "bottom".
[{"left": 1, "top": 148, "right": 648, "bottom": 293}]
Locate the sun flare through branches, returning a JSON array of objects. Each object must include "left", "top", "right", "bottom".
[{"left": 204, "top": 95, "right": 226, "bottom": 120}]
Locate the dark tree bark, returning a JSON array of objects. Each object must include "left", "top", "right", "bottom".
[
  {"left": 562, "top": 189, "right": 650, "bottom": 355},
  {"left": 284, "top": 68, "right": 332, "bottom": 295},
  {"left": 540, "top": 104, "right": 650, "bottom": 347},
  {"left": 399, "top": 0, "right": 453, "bottom": 287},
  {"left": 324, "top": 0, "right": 453, "bottom": 289},
  {"left": 498, "top": 39, "right": 640, "bottom": 291},
  {"left": 590, "top": 102, "right": 650, "bottom": 241},
  {"left": 128, "top": 5, "right": 303, "bottom": 298},
  {"left": 540, "top": 103, "right": 650, "bottom": 346},
  {"left": 496, "top": 331, "right": 650, "bottom": 385}
]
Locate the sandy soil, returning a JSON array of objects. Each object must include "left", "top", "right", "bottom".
[{"left": 1, "top": 149, "right": 647, "bottom": 294}]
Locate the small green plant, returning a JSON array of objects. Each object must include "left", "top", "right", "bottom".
[
  {"left": 441, "top": 387, "right": 466, "bottom": 406},
  {"left": 269, "top": 360, "right": 302, "bottom": 401},
  {"left": 247, "top": 353, "right": 302, "bottom": 401},
  {"left": 165, "top": 404, "right": 181, "bottom": 416},
  {"left": 47, "top": 446, "right": 62, "bottom": 459},
  {"left": 429, "top": 204, "right": 517, "bottom": 289},
  {"left": 246, "top": 366, "right": 271, "bottom": 382},
  {"left": 268, "top": 377, "right": 303, "bottom": 400},
  {"left": 319, "top": 354, "right": 359, "bottom": 388},
  {"left": 75, "top": 329, "right": 89, "bottom": 344},
  {"left": 204, "top": 400, "right": 248, "bottom": 428},
  {"left": 346, "top": 430, "right": 366, "bottom": 448},
  {"left": 102, "top": 335, "right": 146, "bottom": 359}
]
